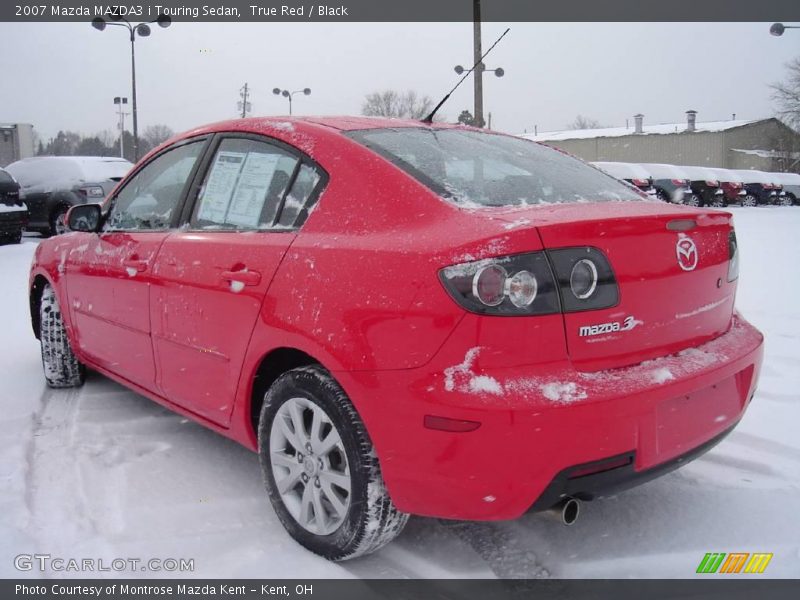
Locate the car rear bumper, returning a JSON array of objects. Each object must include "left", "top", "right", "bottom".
[
  {"left": 0, "top": 207, "right": 28, "bottom": 235},
  {"left": 338, "top": 312, "right": 763, "bottom": 520}
]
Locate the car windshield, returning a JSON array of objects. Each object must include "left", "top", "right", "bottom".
[{"left": 347, "top": 128, "right": 643, "bottom": 206}]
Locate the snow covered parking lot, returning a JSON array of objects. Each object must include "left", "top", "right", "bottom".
[{"left": 1, "top": 207, "right": 798, "bottom": 579}]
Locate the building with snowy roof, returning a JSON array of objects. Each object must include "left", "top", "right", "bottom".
[
  {"left": 521, "top": 112, "right": 800, "bottom": 172},
  {"left": 0, "top": 123, "right": 34, "bottom": 168}
]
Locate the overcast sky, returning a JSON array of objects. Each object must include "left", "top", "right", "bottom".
[{"left": 1, "top": 22, "right": 798, "bottom": 142}]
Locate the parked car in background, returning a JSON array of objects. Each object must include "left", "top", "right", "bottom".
[
  {"left": 591, "top": 161, "right": 656, "bottom": 196},
  {"left": 637, "top": 163, "right": 696, "bottom": 205},
  {"left": 5, "top": 156, "right": 132, "bottom": 236},
  {"left": 28, "top": 117, "right": 763, "bottom": 560},
  {"left": 0, "top": 167, "right": 28, "bottom": 244},
  {"left": 679, "top": 166, "right": 726, "bottom": 207},
  {"left": 706, "top": 168, "right": 747, "bottom": 207},
  {"left": 734, "top": 170, "right": 779, "bottom": 207},
  {"left": 773, "top": 172, "right": 800, "bottom": 205}
]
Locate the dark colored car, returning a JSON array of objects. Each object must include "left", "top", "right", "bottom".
[
  {"left": 681, "top": 166, "right": 726, "bottom": 207},
  {"left": 637, "top": 163, "right": 697, "bottom": 205},
  {"left": 5, "top": 156, "right": 132, "bottom": 236},
  {"left": 0, "top": 167, "right": 28, "bottom": 244},
  {"left": 707, "top": 168, "right": 748, "bottom": 206},
  {"left": 734, "top": 170, "right": 779, "bottom": 207},
  {"left": 591, "top": 161, "right": 657, "bottom": 197}
]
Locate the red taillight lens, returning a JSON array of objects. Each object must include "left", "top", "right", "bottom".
[
  {"left": 472, "top": 265, "right": 507, "bottom": 307},
  {"left": 671, "top": 179, "right": 688, "bottom": 186},
  {"left": 705, "top": 180, "right": 719, "bottom": 187},
  {"left": 631, "top": 178, "right": 650, "bottom": 187}
]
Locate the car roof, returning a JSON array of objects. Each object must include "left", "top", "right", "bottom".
[{"left": 185, "top": 116, "right": 464, "bottom": 136}]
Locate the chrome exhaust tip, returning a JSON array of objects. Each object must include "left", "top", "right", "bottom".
[{"left": 547, "top": 497, "right": 581, "bottom": 526}]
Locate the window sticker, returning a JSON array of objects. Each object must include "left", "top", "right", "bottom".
[
  {"left": 225, "top": 152, "right": 281, "bottom": 228},
  {"left": 197, "top": 151, "right": 246, "bottom": 224}
]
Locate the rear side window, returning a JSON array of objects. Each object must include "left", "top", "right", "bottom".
[
  {"left": 191, "top": 138, "right": 298, "bottom": 230},
  {"left": 347, "top": 128, "right": 642, "bottom": 207},
  {"left": 277, "top": 163, "right": 322, "bottom": 228}
]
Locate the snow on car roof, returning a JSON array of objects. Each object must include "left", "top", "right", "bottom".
[
  {"left": 637, "top": 163, "right": 690, "bottom": 180},
  {"left": 680, "top": 165, "right": 722, "bottom": 181},
  {"left": 591, "top": 161, "right": 651, "bottom": 180},
  {"left": 5, "top": 156, "right": 133, "bottom": 192},
  {"left": 521, "top": 118, "right": 765, "bottom": 142},
  {"left": 732, "top": 169, "right": 780, "bottom": 184}
]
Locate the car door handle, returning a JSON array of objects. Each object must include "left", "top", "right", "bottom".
[
  {"left": 123, "top": 258, "right": 148, "bottom": 272},
  {"left": 221, "top": 270, "right": 261, "bottom": 286}
]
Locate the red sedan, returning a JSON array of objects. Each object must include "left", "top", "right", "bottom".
[{"left": 28, "top": 117, "right": 763, "bottom": 560}]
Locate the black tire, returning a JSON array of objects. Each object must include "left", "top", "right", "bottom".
[
  {"left": 685, "top": 193, "right": 701, "bottom": 207},
  {"left": 258, "top": 365, "right": 408, "bottom": 561},
  {"left": 49, "top": 206, "right": 69, "bottom": 236},
  {"left": 39, "top": 285, "right": 85, "bottom": 388},
  {"left": 780, "top": 195, "right": 793, "bottom": 207},
  {"left": 742, "top": 194, "right": 757, "bottom": 207},
  {"left": 710, "top": 196, "right": 725, "bottom": 208}
]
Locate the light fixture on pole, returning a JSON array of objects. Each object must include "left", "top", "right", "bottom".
[
  {"left": 92, "top": 12, "right": 172, "bottom": 161},
  {"left": 272, "top": 87, "right": 311, "bottom": 115},
  {"left": 770, "top": 23, "right": 800, "bottom": 36},
  {"left": 113, "top": 96, "right": 129, "bottom": 158}
]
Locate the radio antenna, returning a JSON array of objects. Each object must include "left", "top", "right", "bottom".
[{"left": 422, "top": 27, "right": 510, "bottom": 124}]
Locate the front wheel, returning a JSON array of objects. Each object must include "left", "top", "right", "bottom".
[
  {"left": 742, "top": 194, "right": 757, "bottom": 207},
  {"left": 39, "top": 285, "right": 85, "bottom": 388},
  {"left": 684, "top": 193, "right": 701, "bottom": 207},
  {"left": 258, "top": 366, "right": 408, "bottom": 561}
]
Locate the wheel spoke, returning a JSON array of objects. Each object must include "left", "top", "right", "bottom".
[
  {"left": 317, "top": 428, "right": 341, "bottom": 455},
  {"left": 312, "top": 485, "right": 328, "bottom": 531},
  {"left": 271, "top": 451, "right": 298, "bottom": 470},
  {"left": 320, "top": 469, "right": 351, "bottom": 493},
  {"left": 289, "top": 401, "right": 308, "bottom": 445},
  {"left": 299, "top": 480, "right": 314, "bottom": 527},
  {"left": 278, "top": 415, "right": 302, "bottom": 452},
  {"left": 320, "top": 480, "right": 348, "bottom": 518},
  {"left": 309, "top": 405, "right": 324, "bottom": 445},
  {"left": 275, "top": 465, "right": 303, "bottom": 495}
]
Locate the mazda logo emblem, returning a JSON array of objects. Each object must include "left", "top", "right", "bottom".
[{"left": 676, "top": 237, "right": 698, "bottom": 271}]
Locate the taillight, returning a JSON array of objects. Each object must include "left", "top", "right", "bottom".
[
  {"left": 440, "top": 247, "right": 619, "bottom": 315},
  {"left": 671, "top": 179, "right": 688, "bottom": 186},
  {"left": 728, "top": 231, "right": 739, "bottom": 282},
  {"left": 631, "top": 178, "right": 650, "bottom": 187},
  {"left": 79, "top": 186, "right": 105, "bottom": 198},
  {"left": 440, "top": 252, "right": 559, "bottom": 316},
  {"left": 705, "top": 180, "right": 719, "bottom": 187}
]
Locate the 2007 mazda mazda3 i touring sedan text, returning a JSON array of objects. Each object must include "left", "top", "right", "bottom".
[{"left": 28, "top": 117, "right": 764, "bottom": 560}]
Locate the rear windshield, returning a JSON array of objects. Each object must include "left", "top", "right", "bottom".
[
  {"left": 346, "top": 128, "right": 642, "bottom": 206},
  {"left": 0, "top": 170, "right": 14, "bottom": 184},
  {"left": 78, "top": 159, "right": 133, "bottom": 182}
]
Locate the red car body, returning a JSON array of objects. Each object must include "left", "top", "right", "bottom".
[{"left": 28, "top": 117, "right": 763, "bottom": 522}]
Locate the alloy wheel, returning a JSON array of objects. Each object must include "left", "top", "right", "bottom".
[{"left": 269, "top": 396, "right": 351, "bottom": 535}]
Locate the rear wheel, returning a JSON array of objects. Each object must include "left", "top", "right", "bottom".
[
  {"left": 49, "top": 206, "right": 69, "bottom": 236},
  {"left": 780, "top": 195, "right": 793, "bottom": 207},
  {"left": 710, "top": 196, "right": 725, "bottom": 208},
  {"left": 258, "top": 365, "right": 408, "bottom": 561},
  {"left": 39, "top": 285, "right": 85, "bottom": 388},
  {"left": 742, "top": 194, "right": 757, "bottom": 207},
  {"left": 684, "top": 193, "right": 701, "bottom": 207}
]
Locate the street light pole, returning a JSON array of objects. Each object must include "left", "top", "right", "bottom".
[
  {"left": 473, "top": 0, "right": 483, "bottom": 128},
  {"left": 92, "top": 13, "right": 171, "bottom": 162},
  {"left": 273, "top": 87, "right": 311, "bottom": 115},
  {"left": 113, "top": 96, "right": 129, "bottom": 158}
]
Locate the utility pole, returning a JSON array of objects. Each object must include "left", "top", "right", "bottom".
[
  {"left": 113, "top": 96, "right": 129, "bottom": 158},
  {"left": 238, "top": 83, "right": 252, "bottom": 118},
  {"left": 473, "top": 0, "right": 484, "bottom": 128}
]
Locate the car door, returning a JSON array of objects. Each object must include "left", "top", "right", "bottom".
[
  {"left": 151, "top": 134, "right": 325, "bottom": 425},
  {"left": 65, "top": 138, "right": 209, "bottom": 392}
]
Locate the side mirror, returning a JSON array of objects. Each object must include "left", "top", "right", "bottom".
[{"left": 67, "top": 204, "right": 102, "bottom": 233}]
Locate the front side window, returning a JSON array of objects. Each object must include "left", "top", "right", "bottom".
[
  {"left": 105, "top": 141, "right": 204, "bottom": 231},
  {"left": 191, "top": 138, "right": 299, "bottom": 230},
  {"left": 347, "top": 128, "right": 643, "bottom": 206}
]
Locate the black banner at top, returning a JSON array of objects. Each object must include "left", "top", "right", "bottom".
[{"left": 3, "top": 0, "right": 800, "bottom": 22}]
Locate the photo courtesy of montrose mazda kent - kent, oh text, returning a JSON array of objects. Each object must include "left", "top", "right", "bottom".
[{"left": 28, "top": 116, "right": 764, "bottom": 561}]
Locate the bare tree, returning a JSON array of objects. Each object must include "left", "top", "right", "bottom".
[
  {"left": 362, "top": 90, "right": 435, "bottom": 120},
  {"left": 566, "top": 115, "right": 605, "bottom": 130},
  {"left": 771, "top": 56, "right": 800, "bottom": 130},
  {"left": 142, "top": 125, "right": 175, "bottom": 149}
]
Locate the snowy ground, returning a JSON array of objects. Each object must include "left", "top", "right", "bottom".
[{"left": 1, "top": 207, "right": 798, "bottom": 579}]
